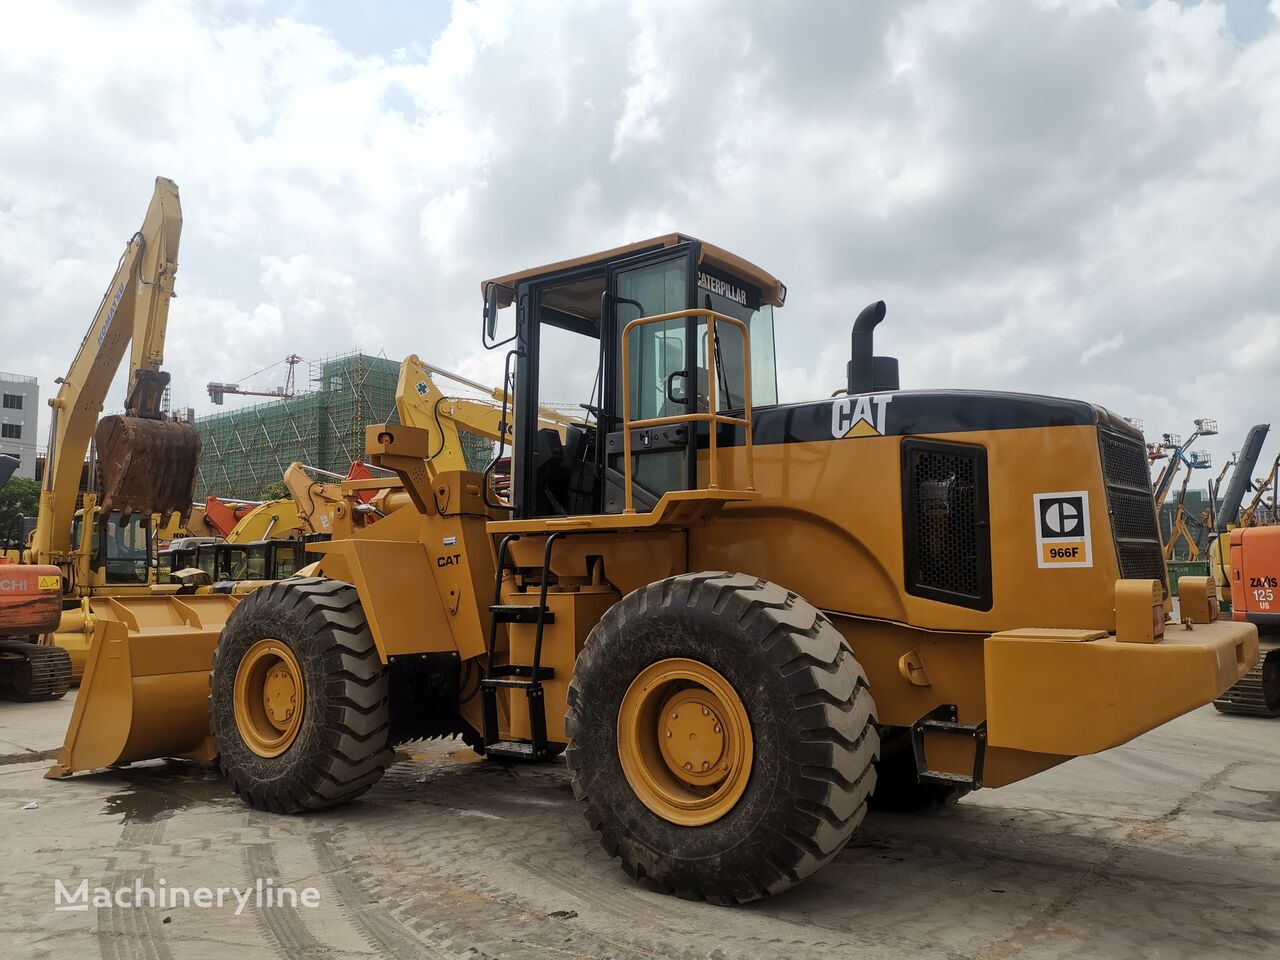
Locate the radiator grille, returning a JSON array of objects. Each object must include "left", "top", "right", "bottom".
[
  {"left": 1101, "top": 430, "right": 1152, "bottom": 490},
  {"left": 1099, "top": 428, "right": 1168, "bottom": 594},
  {"left": 1109, "top": 489, "right": 1161, "bottom": 541},
  {"left": 902, "top": 440, "right": 991, "bottom": 610}
]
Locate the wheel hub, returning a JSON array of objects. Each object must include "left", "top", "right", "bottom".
[
  {"left": 263, "top": 665, "right": 298, "bottom": 724},
  {"left": 233, "top": 639, "right": 306, "bottom": 758},
  {"left": 617, "top": 657, "right": 753, "bottom": 826},
  {"left": 660, "top": 689, "right": 728, "bottom": 786}
]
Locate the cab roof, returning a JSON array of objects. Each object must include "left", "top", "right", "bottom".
[{"left": 481, "top": 233, "right": 786, "bottom": 309}]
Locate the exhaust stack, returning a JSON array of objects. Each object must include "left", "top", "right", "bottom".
[{"left": 847, "top": 300, "right": 900, "bottom": 394}]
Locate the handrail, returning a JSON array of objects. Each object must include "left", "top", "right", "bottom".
[{"left": 619, "top": 308, "right": 755, "bottom": 514}]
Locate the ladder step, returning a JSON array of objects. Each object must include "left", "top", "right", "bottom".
[
  {"left": 485, "top": 740, "right": 542, "bottom": 760},
  {"left": 490, "top": 604, "right": 555, "bottom": 624},
  {"left": 487, "top": 664, "right": 554, "bottom": 680},
  {"left": 482, "top": 677, "right": 545, "bottom": 689},
  {"left": 911, "top": 703, "right": 988, "bottom": 791},
  {"left": 920, "top": 719, "right": 985, "bottom": 736}
]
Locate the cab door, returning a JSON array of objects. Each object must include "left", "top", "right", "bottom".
[{"left": 603, "top": 243, "right": 698, "bottom": 513}]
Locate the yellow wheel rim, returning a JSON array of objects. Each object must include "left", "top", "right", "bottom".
[
  {"left": 617, "top": 658, "right": 753, "bottom": 826},
  {"left": 233, "top": 639, "right": 305, "bottom": 758}
]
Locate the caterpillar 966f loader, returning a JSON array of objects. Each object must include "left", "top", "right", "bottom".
[{"left": 51, "top": 235, "right": 1258, "bottom": 904}]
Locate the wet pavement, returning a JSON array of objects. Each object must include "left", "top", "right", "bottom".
[{"left": 2, "top": 693, "right": 1277, "bottom": 959}]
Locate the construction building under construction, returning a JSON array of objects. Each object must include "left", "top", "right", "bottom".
[{"left": 194, "top": 353, "right": 498, "bottom": 501}]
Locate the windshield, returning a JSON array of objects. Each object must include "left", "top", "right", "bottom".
[
  {"left": 697, "top": 272, "right": 779, "bottom": 410},
  {"left": 93, "top": 512, "right": 150, "bottom": 585}
]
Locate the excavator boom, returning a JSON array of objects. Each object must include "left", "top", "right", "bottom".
[{"left": 31, "top": 177, "right": 200, "bottom": 565}]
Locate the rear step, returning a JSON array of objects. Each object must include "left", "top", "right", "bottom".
[
  {"left": 480, "top": 532, "right": 565, "bottom": 761},
  {"left": 911, "top": 703, "right": 988, "bottom": 790}
]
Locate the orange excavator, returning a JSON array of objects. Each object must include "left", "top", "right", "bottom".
[{"left": 0, "top": 460, "right": 68, "bottom": 700}]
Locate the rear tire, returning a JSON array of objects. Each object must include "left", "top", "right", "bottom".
[
  {"left": 566, "top": 572, "right": 879, "bottom": 904},
  {"left": 210, "top": 578, "right": 392, "bottom": 813}
]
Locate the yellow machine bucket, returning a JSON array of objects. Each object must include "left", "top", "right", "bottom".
[
  {"left": 94, "top": 415, "right": 202, "bottom": 520},
  {"left": 46, "top": 594, "right": 238, "bottom": 779}
]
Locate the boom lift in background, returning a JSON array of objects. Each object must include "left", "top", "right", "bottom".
[
  {"left": 51, "top": 234, "right": 1257, "bottom": 904},
  {"left": 1152, "top": 419, "right": 1217, "bottom": 509},
  {"left": 1164, "top": 449, "right": 1212, "bottom": 562}
]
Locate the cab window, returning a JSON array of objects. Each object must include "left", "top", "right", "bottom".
[
  {"left": 93, "top": 512, "right": 150, "bottom": 585},
  {"left": 696, "top": 269, "right": 778, "bottom": 410},
  {"left": 273, "top": 543, "right": 300, "bottom": 579}
]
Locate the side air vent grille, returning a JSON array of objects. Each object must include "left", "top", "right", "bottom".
[
  {"left": 902, "top": 439, "right": 992, "bottom": 611},
  {"left": 1100, "top": 430, "right": 1152, "bottom": 490},
  {"left": 1099, "top": 428, "right": 1168, "bottom": 596}
]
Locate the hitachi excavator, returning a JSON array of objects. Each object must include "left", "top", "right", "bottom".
[
  {"left": 2, "top": 177, "right": 202, "bottom": 688},
  {"left": 1210, "top": 426, "right": 1280, "bottom": 717}
]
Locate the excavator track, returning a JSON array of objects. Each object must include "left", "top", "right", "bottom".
[
  {"left": 0, "top": 640, "right": 72, "bottom": 702},
  {"left": 1214, "top": 641, "right": 1280, "bottom": 717}
]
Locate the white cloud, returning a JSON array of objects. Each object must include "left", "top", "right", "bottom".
[
  {"left": 1081, "top": 333, "right": 1125, "bottom": 364},
  {"left": 0, "top": 0, "right": 1277, "bottom": 481}
]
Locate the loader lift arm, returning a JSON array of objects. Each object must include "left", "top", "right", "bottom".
[{"left": 396, "top": 355, "right": 574, "bottom": 471}]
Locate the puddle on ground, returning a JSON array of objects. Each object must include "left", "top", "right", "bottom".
[
  {"left": 1212, "top": 787, "right": 1280, "bottom": 823},
  {"left": 100, "top": 760, "right": 231, "bottom": 824}
]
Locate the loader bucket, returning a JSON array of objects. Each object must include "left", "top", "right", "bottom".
[
  {"left": 94, "top": 415, "right": 202, "bottom": 520},
  {"left": 45, "top": 593, "right": 238, "bottom": 779}
]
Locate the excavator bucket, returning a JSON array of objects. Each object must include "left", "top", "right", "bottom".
[
  {"left": 45, "top": 593, "right": 238, "bottom": 779},
  {"left": 94, "top": 415, "right": 202, "bottom": 520}
]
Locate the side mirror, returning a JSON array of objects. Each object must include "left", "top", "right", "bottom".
[{"left": 483, "top": 282, "right": 515, "bottom": 344}]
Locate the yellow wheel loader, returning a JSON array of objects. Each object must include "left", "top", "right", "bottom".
[{"left": 52, "top": 235, "right": 1258, "bottom": 904}]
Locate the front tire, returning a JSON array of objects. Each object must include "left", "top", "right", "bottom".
[
  {"left": 565, "top": 572, "right": 879, "bottom": 904},
  {"left": 210, "top": 578, "right": 393, "bottom": 813}
]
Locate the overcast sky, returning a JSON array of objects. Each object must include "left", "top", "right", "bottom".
[{"left": 1, "top": 0, "right": 1277, "bottom": 487}]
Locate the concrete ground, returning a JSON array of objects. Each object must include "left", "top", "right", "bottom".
[{"left": 1, "top": 695, "right": 1277, "bottom": 960}]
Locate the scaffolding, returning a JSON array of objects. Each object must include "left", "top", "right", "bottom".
[
  {"left": 195, "top": 353, "right": 403, "bottom": 500},
  {"left": 194, "top": 352, "right": 498, "bottom": 500}
]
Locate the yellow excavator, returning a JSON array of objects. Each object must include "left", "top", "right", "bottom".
[
  {"left": 51, "top": 234, "right": 1257, "bottom": 905},
  {"left": 15, "top": 177, "right": 201, "bottom": 682}
]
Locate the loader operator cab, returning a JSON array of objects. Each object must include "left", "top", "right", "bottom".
[{"left": 483, "top": 235, "right": 782, "bottom": 520}]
